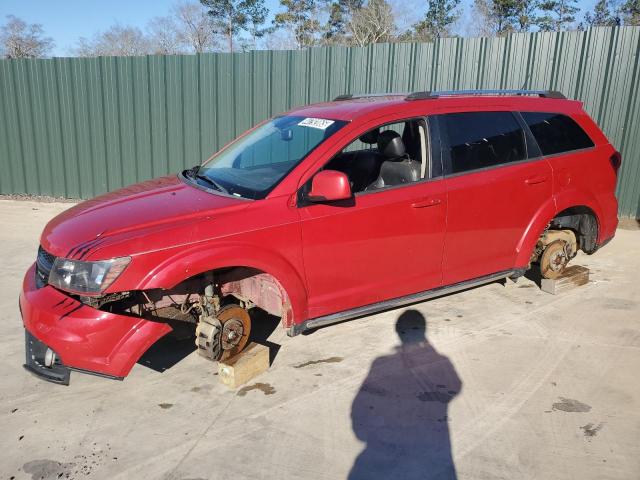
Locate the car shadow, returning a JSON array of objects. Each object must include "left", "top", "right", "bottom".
[
  {"left": 524, "top": 267, "right": 543, "bottom": 288},
  {"left": 137, "top": 307, "right": 283, "bottom": 372},
  {"left": 349, "top": 309, "right": 460, "bottom": 480},
  {"left": 247, "top": 307, "right": 282, "bottom": 366},
  {"left": 138, "top": 324, "right": 196, "bottom": 373}
]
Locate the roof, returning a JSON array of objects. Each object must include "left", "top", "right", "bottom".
[{"left": 286, "top": 90, "right": 581, "bottom": 122}]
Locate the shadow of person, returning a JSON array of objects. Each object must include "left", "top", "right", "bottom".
[{"left": 349, "top": 310, "right": 461, "bottom": 480}]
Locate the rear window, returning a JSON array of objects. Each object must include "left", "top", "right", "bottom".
[
  {"left": 437, "top": 111, "right": 527, "bottom": 174},
  {"left": 521, "top": 112, "right": 594, "bottom": 156}
]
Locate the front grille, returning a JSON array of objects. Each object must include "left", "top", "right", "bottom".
[{"left": 35, "top": 246, "right": 56, "bottom": 288}]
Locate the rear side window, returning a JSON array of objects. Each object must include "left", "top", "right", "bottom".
[
  {"left": 521, "top": 112, "right": 594, "bottom": 156},
  {"left": 437, "top": 112, "right": 527, "bottom": 174}
]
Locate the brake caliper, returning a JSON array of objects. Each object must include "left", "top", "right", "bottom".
[{"left": 195, "top": 315, "right": 223, "bottom": 361}]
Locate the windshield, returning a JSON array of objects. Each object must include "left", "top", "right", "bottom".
[{"left": 186, "top": 115, "right": 347, "bottom": 199}]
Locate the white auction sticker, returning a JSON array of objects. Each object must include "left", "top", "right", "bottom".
[{"left": 298, "top": 117, "right": 335, "bottom": 130}]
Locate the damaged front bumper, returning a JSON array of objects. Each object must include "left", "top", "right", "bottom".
[{"left": 20, "top": 264, "right": 172, "bottom": 385}]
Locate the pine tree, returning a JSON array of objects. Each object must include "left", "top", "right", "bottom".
[
  {"left": 537, "top": 0, "right": 580, "bottom": 31},
  {"left": 273, "top": 0, "right": 322, "bottom": 49},
  {"left": 472, "top": 0, "right": 520, "bottom": 35},
  {"left": 514, "top": 0, "right": 539, "bottom": 31},
  {"left": 414, "top": 0, "right": 461, "bottom": 39},
  {"left": 584, "top": 0, "right": 618, "bottom": 26},
  {"left": 619, "top": 0, "right": 640, "bottom": 25},
  {"left": 325, "top": 0, "right": 364, "bottom": 42},
  {"left": 200, "top": 0, "right": 268, "bottom": 52}
]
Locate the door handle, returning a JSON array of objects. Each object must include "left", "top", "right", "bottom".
[
  {"left": 411, "top": 198, "right": 442, "bottom": 208},
  {"left": 524, "top": 175, "right": 547, "bottom": 185}
]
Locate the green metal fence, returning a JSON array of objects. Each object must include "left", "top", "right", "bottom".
[{"left": 1, "top": 26, "right": 639, "bottom": 217}]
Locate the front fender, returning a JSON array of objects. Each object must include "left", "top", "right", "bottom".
[{"left": 135, "top": 242, "right": 309, "bottom": 327}]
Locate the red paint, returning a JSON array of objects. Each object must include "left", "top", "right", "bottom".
[
  {"left": 20, "top": 265, "right": 172, "bottom": 378},
  {"left": 308, "top": 170, "right": 352, "bottom": 202},
  {"left": 21, "top": 94, "right": 619, "bottom": 380}
]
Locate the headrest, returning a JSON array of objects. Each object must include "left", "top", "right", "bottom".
[
  {"left": 359, "top": 128, "right": 379, "bottom": 145},
  {"left": 377, "top": 130, "right": 406, "bottom": 158}
]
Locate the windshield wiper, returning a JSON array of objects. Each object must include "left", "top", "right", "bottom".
[{"left": 186, "top": 166, "right": 229, "bottom": 194}]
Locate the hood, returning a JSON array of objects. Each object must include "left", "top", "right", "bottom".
[{"left": 41, "top": 175, "right": 248, "bottom": 259}]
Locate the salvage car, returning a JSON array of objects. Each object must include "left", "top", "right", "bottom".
[{"left": 21, "top": 89, "right": 620, "bottom": 384}]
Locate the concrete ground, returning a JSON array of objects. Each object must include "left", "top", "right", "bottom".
[{"left": 1, "top": 199, "right": 639, "bottom": 480}]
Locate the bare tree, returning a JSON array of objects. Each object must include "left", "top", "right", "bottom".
[
  {"left": 0, "top": 15, "right": 54, "bottom": 58},
  {"left": 147, "top": 16, "right": 185, "bottom": 55},
  {"left": 263, "top": 29, "right": 298, "bottom": 49},
  {"left": 74, "top": 25, "right": 151, "bottom": 57},
  {"left": 348, "top": 0, "right": 396, "bottom": 47},
  {"left": 147, "top": 2, "right": 220, "bottom": 54},
  {"left": 174, "top": 1, "right": 221, "bottom": 52}
]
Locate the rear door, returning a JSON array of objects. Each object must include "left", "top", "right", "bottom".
[{"left": 437, "top": 111, "right": 553, "bottom": 285}]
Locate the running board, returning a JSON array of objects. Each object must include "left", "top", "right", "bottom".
[{"left": 288, "top": 270, "right": 517, "bottom": 336}]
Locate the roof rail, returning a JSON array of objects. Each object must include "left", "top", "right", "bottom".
[
  {"left": 333, "top": 89, "right": 567, "bottom": 102},
  {"left": 333, "top": 92, "right": 406, "bottom": 101},
  {"left": 405, "top": 89, "right": 566, "bottom": 100}
]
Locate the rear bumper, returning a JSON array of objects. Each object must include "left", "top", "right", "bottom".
[{"left": 20, "top": 264, "right": 172, "bottom": 383}]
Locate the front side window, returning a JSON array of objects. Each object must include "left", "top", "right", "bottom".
[
  {"left": 323, "top": 119, "right": 432, "bottom": 193},
  {"left": 437, "top": 111, "right": 527, "bottom": 174},
  {"left": 521, "top": 112, "right": 594, "bottom": 156},
  {"left": 188, "top": 116, "right": 347, "bottom": 199}
]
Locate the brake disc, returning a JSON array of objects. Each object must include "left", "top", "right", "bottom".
[
  {"left": 195, "top": 304, "right": 251, "bottom": 362},
  {"left": 217, "top": 305, "right": 251, "bottom": 361},
  {"left": 540, "top": 240, "right": 569, "bottom": 279}
]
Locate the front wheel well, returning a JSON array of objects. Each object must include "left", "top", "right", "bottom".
[
  {"left": 86, "top": 266, "right": 294, "bottom": 330},
  {"left": 216, "top": 266, "right": 293, "bottom": 328}
]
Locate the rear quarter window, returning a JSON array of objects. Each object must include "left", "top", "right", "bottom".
[{"left": 521, "top": 112, "right": 594, "bottom": 156}]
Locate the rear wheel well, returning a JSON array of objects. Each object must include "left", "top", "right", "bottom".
[{"left": 548, "top": 206, "right": 599, "bottom": 254}]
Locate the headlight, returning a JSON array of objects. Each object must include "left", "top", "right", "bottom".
[{"left": 48, "top": 257, "right": 130, "bottom": 294}]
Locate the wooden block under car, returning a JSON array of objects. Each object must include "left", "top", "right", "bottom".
[
  {"left": 218, "top": 342, "right": 270, "bottom": 389},
  {"left": 540, "top": 265, "right": 590, "bottom": 295}
]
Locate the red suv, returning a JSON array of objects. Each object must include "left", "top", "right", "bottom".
[{"left": 21, "top": 90, "right": 620, "bottom": 384}]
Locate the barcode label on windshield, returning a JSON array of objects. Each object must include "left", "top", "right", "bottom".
[{"left": 298, "top": 118, "right": 335, "bottom": 130}]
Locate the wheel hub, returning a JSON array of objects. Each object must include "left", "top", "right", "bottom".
[
  {"left": 221, "top": 318, "right": 244, "bottom": 350},
  {"left": 540, "top": 240, "right": 570, "bottom": 279}
]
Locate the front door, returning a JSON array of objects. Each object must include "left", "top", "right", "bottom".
[{"left": 298, "top": 118, "right": 447, "bottom": 319}]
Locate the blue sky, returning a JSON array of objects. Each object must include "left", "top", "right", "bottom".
[{"left": 1, "top": 0, "right": 598, "bottom": 57}]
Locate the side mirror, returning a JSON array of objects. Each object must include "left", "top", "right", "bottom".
[{"left": 308, "top": 170, "right": 352, "bottom": 203}]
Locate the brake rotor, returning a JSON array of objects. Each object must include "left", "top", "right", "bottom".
[
  {"left": 217, "top": 304, "right": 251, "bottom": 361},
  {"left": 540, "top": 240, "right": 569, "bottom": 279}
]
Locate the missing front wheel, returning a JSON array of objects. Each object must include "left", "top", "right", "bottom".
[{"left": 195, "top": 304, "right": 251, "bottom": 361}]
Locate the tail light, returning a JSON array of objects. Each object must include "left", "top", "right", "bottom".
[{"left": 610, "top": 151, "right": 621, "bottom": 174}]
